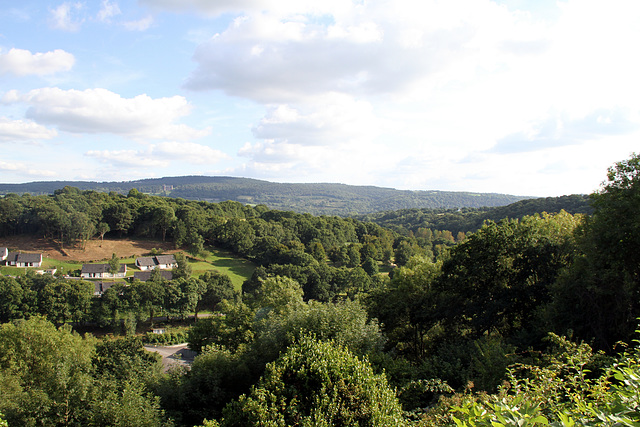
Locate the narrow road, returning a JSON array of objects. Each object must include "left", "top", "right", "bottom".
[{"left": 144, "top": 343, "right": 197, "bottom": 371}]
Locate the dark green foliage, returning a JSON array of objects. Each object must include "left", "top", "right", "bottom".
[
  {"left": 157, "top": 346, "right": 251, "bottom": 425},
  {"left": 251, "top": 299, "right": 385, "bottom": 368},
  {"left": 93, "top": 336, "right": 162, "bottom": 382},
  {"left": 188, "top": 301, "right": 255, "bottom": 353},
  {"left": 173, "top": 252, "right": 193, "bottom": 279},
  {"left": 362, "top": 257, "right": 379, "bottom": 276},
  {"left": 357, "top": 194, "right": 591, "bottom": 236},
  {"left": 367, "top": 256, "right": 441, "bottom": 361},
  {"left": 0, "top": 318, "right": 169, "bottom": 426},
  {"left": 221, "top": 336, "right": 406, "bottom": 426},
  {"left": 0, "top": 317, "right": 95, "bottom": 425},
  {"left": 548, "top": 153, "right": 640, "bottom": 350},
  {"left": 435, "top": 212, "right": 580, "bottom": 343}
]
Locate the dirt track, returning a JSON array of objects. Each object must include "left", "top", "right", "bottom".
[{"left": 0, "top": 235, "right": 177, "bottom": 262}]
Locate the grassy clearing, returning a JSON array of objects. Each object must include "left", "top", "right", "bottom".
[{"left": 188, "top": 247, "right": 255, "bottom": 290}]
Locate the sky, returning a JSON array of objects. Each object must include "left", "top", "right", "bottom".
[{"left": 1, "top": 0, "right": 639, "bottom": 197}]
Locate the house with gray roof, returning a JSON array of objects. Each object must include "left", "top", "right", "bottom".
[
  {"left": 135, "top": 254, "right": 177, "bottom": 270},
  {"left": 0, "top": 247, "right": 7, "bottom": 261},
  {"left": 81, "top": 263, "right": 127, "bottom": 279},
  {"left": 5, "top": 252, "right": 43, "bottom": 267},
  {"left": 134, "top": 270, "right": 173, "bottom": 282},
  {"left": 94, "top": 281, "right": 115, "bottom": 296}
]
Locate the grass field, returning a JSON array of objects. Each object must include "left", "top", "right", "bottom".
[{"left": 188, "top": 247, "right": 255, "bottom": 290}]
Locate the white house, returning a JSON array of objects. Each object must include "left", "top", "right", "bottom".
[
  {"left": 81, "top": 263, "right": 127, "bottom": 279},
  {"left": 135, "top": 255, "right": 177, "bottom": 270},
  {"left": 0, "top": 247, "right": 8, "bottom": 261},
  {"left": 5, "top": 252, "right": 43, "bottom": 267}
]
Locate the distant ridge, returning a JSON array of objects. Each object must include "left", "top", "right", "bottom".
[{"left": 0, "top": 176, "right": 532, "bottom": 216}]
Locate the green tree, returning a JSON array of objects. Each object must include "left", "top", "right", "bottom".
[
  {"left": 0, "top": 317, "right": 95, "bottom": 425},
  {"left": 105, "top": 201, "right": 133, "bottom": 237},
  {"left": 550, "top": 153, "right": 640, "bottom": 349},
  {"left": 153, "top": 205, "right": 176, "bottom": 242},
  {"left": 173, "top": 252, "right": 193, "bottom": 279},
  {"left": 109, "top": 252, "right": 121, "bottom": 276},
  {"left": 198, "top": 271, "right": 235, "bottom": 317},
  {"left": 368, "top": 256, "right": 441, "bottom": 361},
  {"left": 435, "top": 212, "right": 579, "bottom": 344},
  {"left": 97, "top": 221, "right": 110, "bottom": 245},
  {"left": 221, "top": 336, "right": 406, "bottom": 426},
  {"left": 0, "top": 276, "right": 24, "bottom": 322},
  {"left": 187, "top": 229, "right": 205, "bottom": 257},
  {"left": 251, "top": 276, "right": 304, "bottom": 315},
  {"left": 362, "top": 257, "right": 379, "bottom": 276},
  {"left": 188, "top": 300, "right": 255, "bottom": 353},
  {"left": 159, "top": 346, "right": 251, "bottom": 426},
  {"left": 251, "top": 299, "right": 384, "bottom": 367}
]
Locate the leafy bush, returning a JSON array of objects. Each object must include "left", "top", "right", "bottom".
[
  {"left": 143, "top": 328, "right": 189, "bottom": 346},
  {"left": 221, "top": 335, "right": 406, "bottom": 426}
]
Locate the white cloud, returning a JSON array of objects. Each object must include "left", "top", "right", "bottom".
[
  {"left": 0, "top": 48, "right": 75, "bottom": 76},
  {"left": 85, "top": 142, "right": 228, "bottom": 169},
  {"left": 237, "top": 137, "right": 394, "bottom": 185},
  {"left": 85, "top": 149, "right": 169, "bottom": 168},
  {"left": 0, "top": 160, "right": 57, "bottom": 178},
  {"left": 49, "top": 2, "right": 85, "bottom": 31},
  {"left": 0, "top": 117, "right": 58, "bottom": 142},
  {"left": 97, "top": 0, "right": 121, "bottom": 23},
  {"left": 3, "top": 87, "right": 211, "bottom": 140},
  {"left": 122, "top": 16, "right": 153, "bottom": 31},
  {"left": 139, "top": 0, "right": 349, "bottom": 18},
  {"left": 152, "top": 141, "right": 229, "bottom": 164},
  {"left": 252, "top": 93, "right": 379, "bottom": 146}
]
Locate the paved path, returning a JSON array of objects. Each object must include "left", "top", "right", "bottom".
[{"left": 144, "top": 343, "right": 197, "bottom": 371}]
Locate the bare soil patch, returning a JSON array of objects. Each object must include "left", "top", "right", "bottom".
[{"left": 0, "top": 235, "right": 176, "bottom": 262}]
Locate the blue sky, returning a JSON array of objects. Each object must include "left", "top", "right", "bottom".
[{"left": 1, "top": 0, "right": 639, "bottom": 196}]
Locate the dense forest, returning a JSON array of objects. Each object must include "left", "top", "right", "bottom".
[
  {"left": 1, "top": 154, "right": 640, "bottom": 426},
  {"left": 357, "top": 194, "right": 592, "bottom": 235},
  {"left": 0, "top": 176, "right": 530, "bottom": 216}
]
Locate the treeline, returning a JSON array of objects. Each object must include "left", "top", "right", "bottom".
[
  {"left": 356, "top": 193, "right": 592, "bottom": 235},
  {"left": 0, "top": 268, "right": 234, "bottom": 329},
  {"left": 0, "top": 176, "right": 529, "bottom": 216}
]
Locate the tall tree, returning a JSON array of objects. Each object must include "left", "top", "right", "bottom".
[
  {"left": 550, "top": 153, "right": 640, "bottom": 349},
  {"left": 435, "top": 212, "right": 579, "bottom": 344},
  {"left": 221, "top": 336, "right": 405, "bottom": 427},
  {"left": 108, "top": 253, "right": 121, "bottom": 276}
]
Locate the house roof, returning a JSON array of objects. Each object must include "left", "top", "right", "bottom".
[
  {"left": 135, "top": 255, "right": 177, "bottom": 268},
  {"left": 155, "top": 255, "right": 177, "bottom": 265},
  {"left": 134, "top": 270, "right": 173, "bottom": 282},
  {"left": 94, "top": 281, "right": 115, "bottom": 294},
  {"left": 6, "top": 252, "right": 42, "bottom": 263},
  {"left": 136, "top": 257, "right": 156, "bottom": 267},
  {"left": 0, "top": 247, "right": 8, "bottom": 255},
  {"left": 82, "top": 263, "right": 126, "bottom": 274}
]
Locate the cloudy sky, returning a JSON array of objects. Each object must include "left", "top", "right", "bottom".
[{"left": 1, "top": 0, "right": 639, "bottom": 196}]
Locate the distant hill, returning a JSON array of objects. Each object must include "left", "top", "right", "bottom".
[
  {"left": 355, "top": 194, "right": 592, "bottom": 235},
  {"left": 0, "top": 176, "right": 532, "bottom": 216}
]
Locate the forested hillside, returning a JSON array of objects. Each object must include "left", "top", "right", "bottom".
[
  {"left": 1, "top": 154, "right": 640, "bottom": 426},
  {"left": 0, "top": 176, "right": 530, "bottom": 216},
  {"left": 358, "top": 194, "right": 592, "bottom": 235}
]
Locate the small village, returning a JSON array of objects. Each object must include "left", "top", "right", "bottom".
[{"left": 1, "top": 246, "right": 178, "bottom": 297}]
